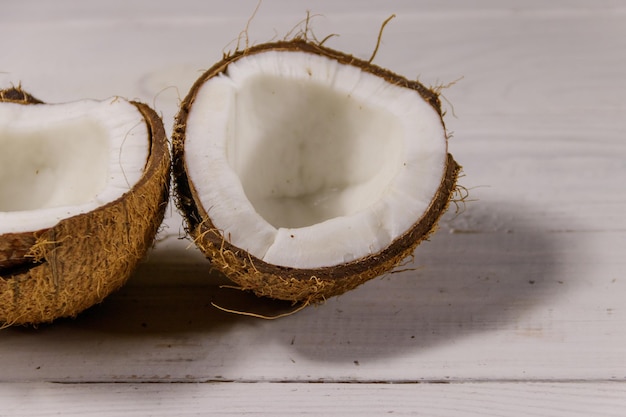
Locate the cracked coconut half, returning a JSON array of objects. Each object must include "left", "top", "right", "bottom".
[
  {"left": 0, "top": 87, "right": 170, "bottom": 325},
  {"left": 173, "top": 40, "right": 460, "bottom": 305}
]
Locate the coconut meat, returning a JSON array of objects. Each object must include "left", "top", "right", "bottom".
[
  {"left": 0, "top": 98, "right": 149, "bottom": 234},
  {"left": 185, "top": 50, "right": 447, "bottom": 268}
]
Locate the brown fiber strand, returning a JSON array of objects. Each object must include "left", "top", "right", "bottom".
[
  {"left": 236, "top": 0, "right": 262, "bottom": 53},
  {"left": 210, "top": 300, "right": 309, "bottom": 320},
  {"left": 369, "top": 14, "right": 396, "bottom": 64}
]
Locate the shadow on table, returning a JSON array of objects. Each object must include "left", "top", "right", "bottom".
[{"left": 278, "top": 198, "right": 574, "bottom": 362}]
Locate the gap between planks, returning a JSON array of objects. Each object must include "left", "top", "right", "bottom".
[{"left": 43, "top": 378, "right": 626, "bottom": 385}]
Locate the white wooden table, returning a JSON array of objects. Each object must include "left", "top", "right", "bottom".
[{"left": 1, "top": 1, "right": 625, "bottom": 415}]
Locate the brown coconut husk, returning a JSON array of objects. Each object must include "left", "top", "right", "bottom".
[
  {"left": 0, "top": 87, "right": 171, "bottom": 326},
  {"left": 172, "top": 40, "right": 461, "bottom": 306}
]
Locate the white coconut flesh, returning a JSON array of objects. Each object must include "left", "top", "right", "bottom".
[
  {"left": 0, "top": 98, "right": 149, "bottom": 235},
  {"left": 185, "top": 50, "right": 447, "bottom": 269}
]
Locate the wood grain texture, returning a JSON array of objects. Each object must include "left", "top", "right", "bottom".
[
  {"left": 0, "top": 0, "right": 625, "bottom": 414},
  {"left": 1, "top": 382, "right": 625, "bottom": 417}
]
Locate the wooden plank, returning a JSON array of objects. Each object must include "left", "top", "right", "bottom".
[{"left": 1, "top": 382, "right": 625, "bottom": 417}]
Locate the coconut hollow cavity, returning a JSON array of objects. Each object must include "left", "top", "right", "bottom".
[
  {"left": 0, "top": 87, "right": 170, "bottom": 326},
  {"left": 173, "top": 40, "right": 460, "bottom": 305}
]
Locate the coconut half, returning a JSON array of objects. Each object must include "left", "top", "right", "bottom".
[
  {"left": 0, "top": 87, "right": 170, "bottom": 325},
  {"left": 173, "top": 41, "right": 460, "bottom": 304}
]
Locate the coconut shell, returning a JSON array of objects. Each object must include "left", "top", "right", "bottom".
[
  {"left": 0, "top": 87, "right": 171, "bottom": 325},
  {"left": 172, "top": 40, "right": 461, "bottom": 305}
]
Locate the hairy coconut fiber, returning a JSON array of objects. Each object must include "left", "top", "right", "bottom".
[
  {"left": 0, "top": 87, "right": 171, "bottom": 326},
  {"left": 172, "top": 40, "right": 461, "bottom": 306}
]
